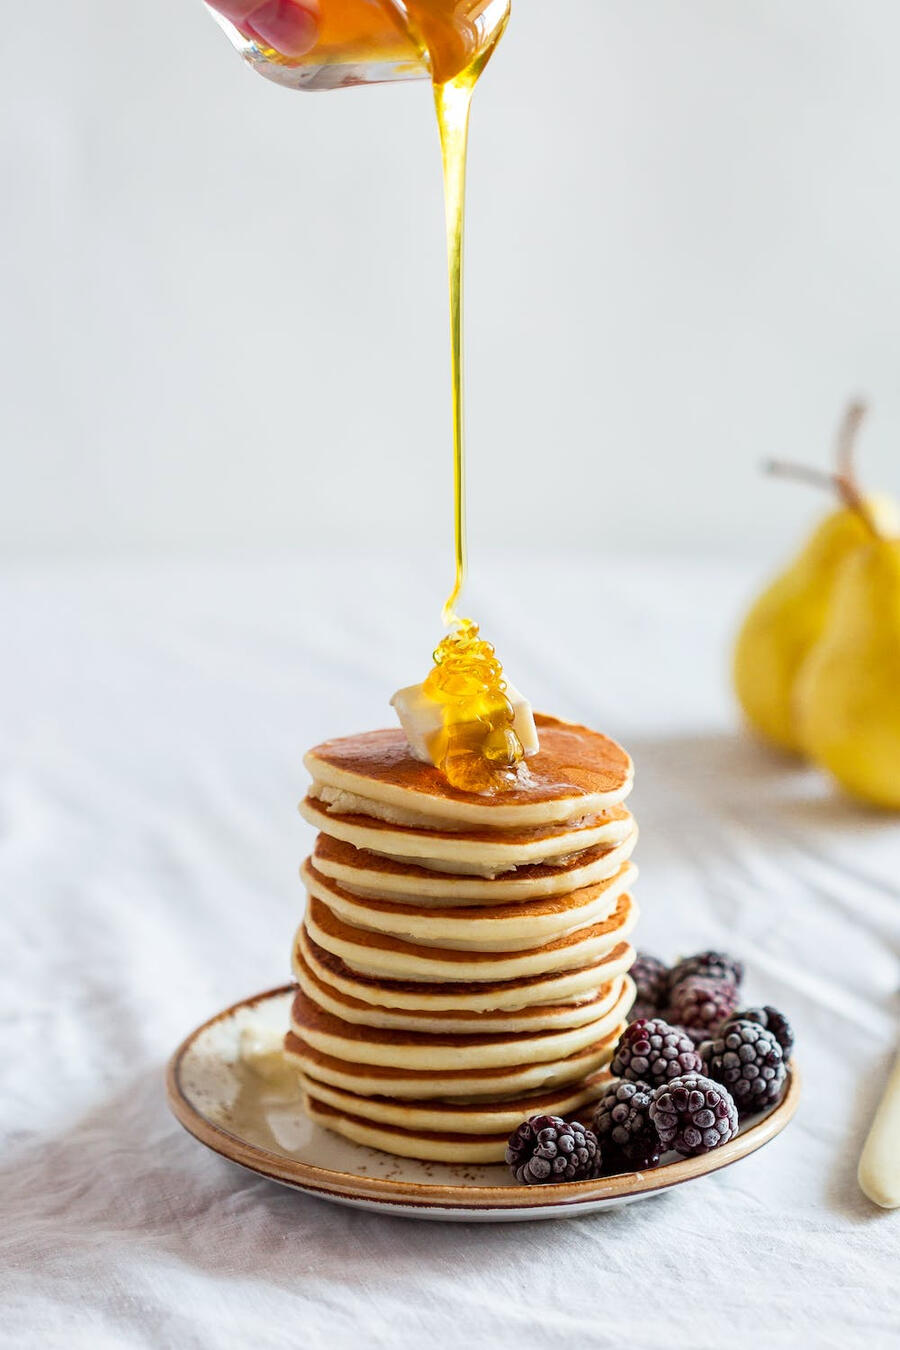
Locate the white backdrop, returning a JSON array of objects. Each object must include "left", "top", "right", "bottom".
[{"left": 3, "top": 0, "right": 900, "bottom": 560}]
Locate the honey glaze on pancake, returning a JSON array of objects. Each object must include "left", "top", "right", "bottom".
[
  {"left": 299, "top": 926, "right": 635, "bottom": 1000},
  {"left": 302, "top": 857, "right": 634, "bottom": 922},
  {"left": 306, "top": 891, "right": 635, "bottom": 965},
  {"left": 306, "top": 714, "right": 632, "bottom": 807},
  {"left": 420, "top": 620, "right": 526, "bottom": 793}
]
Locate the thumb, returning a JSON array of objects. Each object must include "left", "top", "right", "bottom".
[{"left": 213, "top": 1, "right": 319, "bottom": 58}]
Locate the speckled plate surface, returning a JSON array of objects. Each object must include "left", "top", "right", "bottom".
[{"left": 167, "top": 986, "right": 800, "bottom": 1222}]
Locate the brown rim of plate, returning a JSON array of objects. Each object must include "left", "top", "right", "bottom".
[{"left": 166, "top": 985, "right": 801, "bottom": 1213}]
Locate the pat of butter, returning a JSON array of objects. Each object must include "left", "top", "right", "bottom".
[{"left": 390, "top": 681, "right": 539, "bottom": 764}]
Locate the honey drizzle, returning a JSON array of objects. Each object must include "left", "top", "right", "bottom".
[
  {"left": 420, "top": 3, "right": 522, "bottom": 793},
  {"left": 423, "top": 619, "right": 523, "bottom": 792},
  {"left": 219, "top": 6, "right": 526, "bottom": 790},
  {"left": 434, "top": 72, "right": 471, "bottom": 630},
  {"left": 251, "top": 1, "right": 521, "bottom": 791}
]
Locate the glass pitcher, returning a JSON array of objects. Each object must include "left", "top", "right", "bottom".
[{"left": 205, "top": 0, "right": 510, "bottom": 92}]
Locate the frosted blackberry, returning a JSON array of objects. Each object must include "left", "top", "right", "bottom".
[
  {"left": 670, "top": 951, "right": 744, "bottom": 989},
  {"left": 611, "top": 1018, "right": 703, "bottom": 1087},
  {"left": 650, "top": 1074, "right": 739, "bottom": 1156},
  {"left": 592, "top": 1079, "right": 661, "bottom": 1172},
  {"left": 721, "top": 1005, "right": 794, "bottom": 1059},
  {"left": 701, "top": 1020, "right": 787, "bottom": 1116},
  {"left": 505, "top": 1114, "right": 601, "bottom": 1185},
  {"left": 630, "top": 953, "right": 669, "bottom": 1014},
  {"left": 667, "top": 976, "right": 739, "bottom": 1043}
]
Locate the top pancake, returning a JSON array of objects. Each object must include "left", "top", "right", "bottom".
[{"left": 304, "top": 713, "right": 633, "bottom": 828}]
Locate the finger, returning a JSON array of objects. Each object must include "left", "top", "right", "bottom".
[
  {"left": 214, "top": 0, "right": 319, "bottom": 58},
  {"left": 213, "top": 0, "right": 270, "bottom": 19},
  {"left": 244, "top": 1, "right": 319, "bottom": 57}
]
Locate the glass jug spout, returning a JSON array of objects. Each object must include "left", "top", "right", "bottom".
[{"left": 204, "top": 1, "right": 510, "bottom": 93}]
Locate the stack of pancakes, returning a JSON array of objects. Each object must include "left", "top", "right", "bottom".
[{"left": 285, "top": 713, "right": 639, "bottom": 1163}]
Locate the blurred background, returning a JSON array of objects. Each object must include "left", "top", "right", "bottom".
[{"left": 4, "top": 0, "right": 900, "bottom": 563}]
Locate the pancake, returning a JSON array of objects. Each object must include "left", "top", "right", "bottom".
[
  {"left": 293, "top": 942, "right": 629, "bottom": 1033},
  {"left": 305, "top": 713, "right": 633, "bottom": 829},
  {"left": 300, "top": 857, "right": 637, "bottom": 952},
  {"left": 296, "top": 924, "right": 637, "bottom": 1013},
  {"left": 299, "top": 797, "right": 634, "bottom": 878},
  {"left": 285, "top": 1020, "right": 625, "bottom": 1099},
  {"left": 303, "top": 1093, "right": 514, "bottom": 1163},
  {"left": 311, "top": 827, "right": 639, "bottom": 904},
  {"left": 303, "top": 891, "right": 638, "bottom": 983},
  {"left": 294, "top": 710, "right": 640, "bottom": 1162},
  {"left": 300, "top": 1071, "right": 611, "bottom": 1137},
  {"left": 289, "top": 979, "right": 634, "bottom": 1072}
]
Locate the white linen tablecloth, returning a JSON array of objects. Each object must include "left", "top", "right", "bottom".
[{"left": 2, "top": 549, "right": 899, "bottom": 1350}]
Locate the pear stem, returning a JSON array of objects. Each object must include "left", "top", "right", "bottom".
[
  {"left": 763, "top": 399, "right": 881, "bottom": 539},
  {"left": 835, "top": 399, "right": 867, "bottom": 482}
]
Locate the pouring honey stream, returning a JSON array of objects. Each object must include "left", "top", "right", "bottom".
[
  {"left": 418, "top": 2, "right": 526, "bottom": 795},
  {"left": 209, "top": 1, "right": 523, "bottom": 792}
]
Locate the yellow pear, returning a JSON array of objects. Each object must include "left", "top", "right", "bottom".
[
  {"left": 794, "top": 537, "right": 900, "bottom": 808},
  {"left": 733, "top": 494, "right": 899, "bottom": 752}
]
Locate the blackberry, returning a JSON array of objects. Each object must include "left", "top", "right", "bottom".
[
  {"left": 667, "top": 976, "right": 739, "bottom": 1043},
  {"left": 611, "top": 1018, "right": 703, "bottom": 1087},
  {"left": 720, "top": 1005, "right": 794, "bottom": 1059},
  {"left": 701, "top": 1020, "right": 787, "bottom": 1116},
  {"left": 670, "top": 951, "right": 744, "bottom": 989},
  {"left": 629, "top": 1000, "right": 658, "bottom": 1025},
  {"left": 650, "top": 1073, "right": 739, "bottom": 1156},
  {"left": 505, "top": 1114, "right": 601, "bottom": 1185},
  {"left": 630, "top": 953, "right": 669, "bottom": 1013},
  {"left": 592, "top": 1079, "right": 662, "bottom": 1172}
]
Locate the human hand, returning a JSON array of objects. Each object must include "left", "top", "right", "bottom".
[{"left": 208, "top": 1, "right": 319, "bottom": 58}]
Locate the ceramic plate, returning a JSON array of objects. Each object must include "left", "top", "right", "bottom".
[{"left": 167, "top": 986, "right": 800, "bottom": 1222}]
